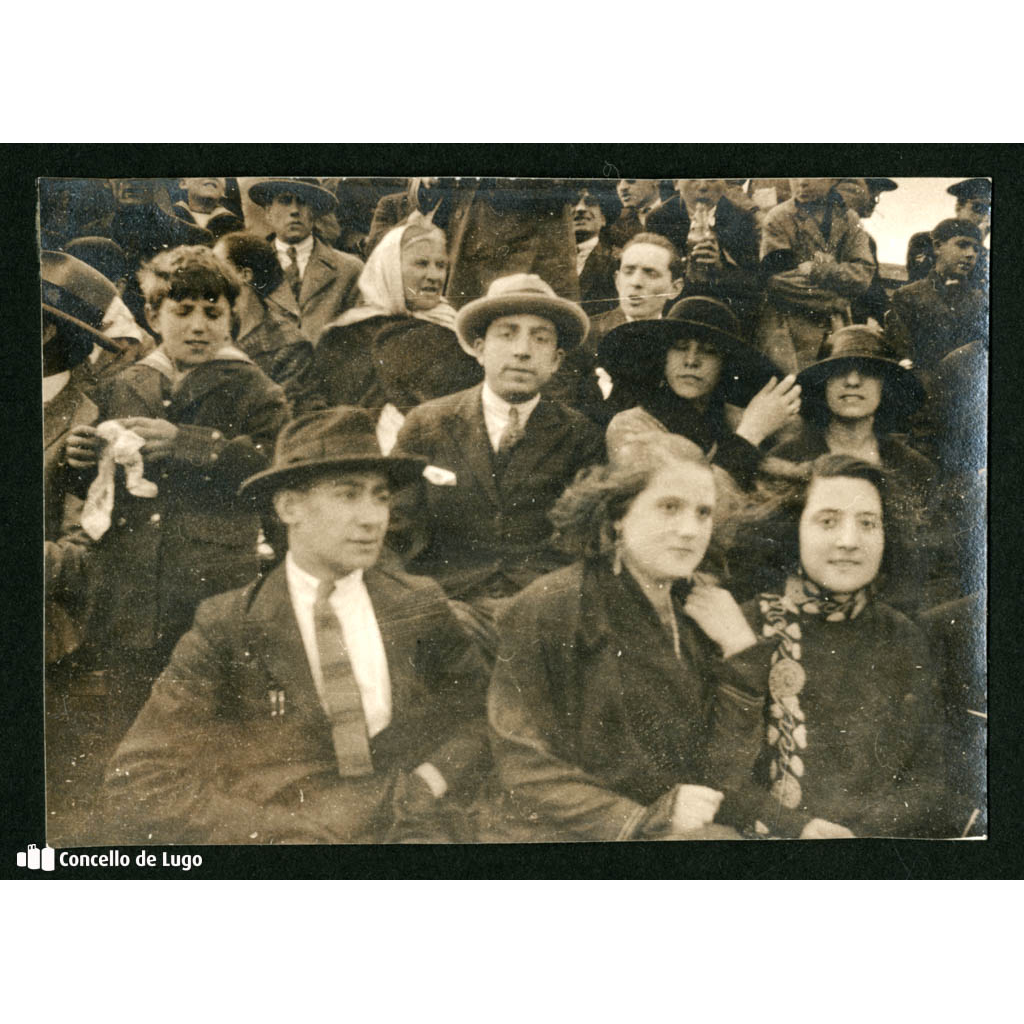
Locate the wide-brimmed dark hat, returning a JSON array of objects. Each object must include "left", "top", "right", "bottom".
[
  {"left": 40, "top": 250, "right": 121, "bottom": 371},
  {"left": 797, "top": 325, "right": 925, "bottom": 427},
  {"left": 455, "top": 273, "right": 589, "bottom": 354},
  {"left": 598, "top": 295, "right": 776, "bottom": 406},
  {"left": 239, "top": 407, "right": 425, "bottom": 498},
  {"left": 248, "top": 177, "right": 337, "bottom": 215},
  {"left": 865, "top": 177, "right": 898, "bottom": 193},
  {"left": 947, "top": 178, "right": 991, "bottom": 205}
]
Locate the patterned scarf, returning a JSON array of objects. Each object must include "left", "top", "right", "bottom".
[{"left": 757, "top": 572, "right": 870, "bottom": 811}]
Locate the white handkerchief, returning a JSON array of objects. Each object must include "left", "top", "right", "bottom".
[{"left": 423, "top": 465, "right": 457, "bottom": 486}]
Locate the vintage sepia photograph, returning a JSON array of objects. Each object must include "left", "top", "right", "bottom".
[{"left": 39, "top": 172, "right": 988, "bottom": 850}]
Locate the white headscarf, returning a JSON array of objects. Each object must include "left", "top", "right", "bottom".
[{"left": 329, "top": 214, "right": 456, "bottom": 330}]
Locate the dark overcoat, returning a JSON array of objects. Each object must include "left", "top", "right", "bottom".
[
  {"left": 390, "top": 384, "right": 605, "bottom": 600},
  {"left": 85, "top": 352, "right": 287, "bottom": 656},
  {"left": 105, "top": 561, "right": 490, "bottom": 844}
]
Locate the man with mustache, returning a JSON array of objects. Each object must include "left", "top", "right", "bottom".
[{"left": 571, "top": 185, "right": 619, "bottom": 316}]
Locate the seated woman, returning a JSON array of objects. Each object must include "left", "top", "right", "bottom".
[
  {"left": 600, "top": 296, "right": 803, "bottom": 494},
  {"left": 767, "top": 324, "right": 938, "bottom": 610},
  {"left": 303, "top": 214, "right": 481, "bottom": 448},
  {"left": 722, "top": 454, "right": 947, "bottom": 838},
  {"left": 212, "top": 231, "right": 312, "bottom": 411},
  {"left": 484, "top": 432, "right": 772, "bottom": 842},
  {"left": 64, "top": 246, "right": 288, "bottom": 729}
]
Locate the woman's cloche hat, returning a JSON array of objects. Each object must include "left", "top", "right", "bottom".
[
  {"left": 454, "top": 274, "right": 589, "bottom": 356},
  {"left": 239, "top": 407, "right": 425, "bottom": 498},
  {"left": 796, "top": 324, "right": 926, "bottom": 423}
]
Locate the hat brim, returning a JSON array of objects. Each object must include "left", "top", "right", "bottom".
[
  {"left": 42, "top": 303, "right": 120, "bottom": 353},
  {"left": 797, "top": 355, "right": 926, "bottom": 416},
  {"left": 248, "top": 179, "right": 337, "bottom": 215},
  {"left": 239, "top": 453, "right": 427, "bottom": 499},
  {"left": 598, "top": 317, "right": 776, "bottom": 406},
  {"left": 455, "top": 293, "right": 589, "bottom": 354}
]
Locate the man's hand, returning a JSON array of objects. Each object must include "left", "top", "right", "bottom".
[
  {"left": 735, "top": 374, "right": 802, "bottom": 446},
  {"left": 119, "top": 417, "right": 179, "bottom": 461},
  {"left": 684, "top": 584, "right": 758, "bottom": 659},
  {"left": 65, "top": 424, "right": 104, "bottom": 469},
  {"left": 690, "top": 237, "right": 722, "bottom": 267}
]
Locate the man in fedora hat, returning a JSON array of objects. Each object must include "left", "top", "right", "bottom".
[
  {"left": 106, "top": 407, "right": 491, "bottom": 844},
  {"left": 906, "top": 178, "right": 990, "bottom": 286},
  {"left": 572, "top": 183, "right": 620, "bottom": 317},
  {"left": 887, "top": 218, "right": 988, "bottom": 375},
  {"left": 248, "top": 177, "right": 364, "bottom": 347},
  {"left": 391, "top": 274, "right": 604, "bottom": 620}
]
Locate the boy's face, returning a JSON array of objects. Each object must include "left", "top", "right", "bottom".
[
  {"left": 149, "top": 294, "right": 233, "bottom": 369},
  {"left": 933, "top": 235, "right": 980, "bottom": 279},
  {"left": 266, "top": 192, "right": 315, "bottom": 243},
  {"left": 472, "top": 313, "right": 564, "bottom": 402}
]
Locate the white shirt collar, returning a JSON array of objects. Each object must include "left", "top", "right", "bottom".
[
  {"left": 286, "top": 551, "right": 363, "bottom": 598},
  {"left": 480, "top": 382, "right": 541, "bottom": 451},
  {"left": 576, "top": 234, "right": 600, "bottom": 273},
  {"left": 43, "top": 371, "right": 71, "bottom": 405}
]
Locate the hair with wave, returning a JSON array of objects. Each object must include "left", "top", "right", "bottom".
[
  {"left": 138, "top": 244, "right": 242, "bottom": 312},
  {"left": 549, "top": 431, "right": 720, "bottom": 563},
  {"left": 215, "top": 232, "right": 283, "bottom": 298}
]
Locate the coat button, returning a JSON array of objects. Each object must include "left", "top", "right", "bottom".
[
  {"left": 117, "top": 516, "right": 127, "bottom": 527},
  {"left": 211, "top": 431, "right": 222, "bottom": 441},
  {"left": 162, "top": 399, "right": 172, "bottom": 407},
  {"left": 149, "top": 513, "right": 161, "bottom": 524}
]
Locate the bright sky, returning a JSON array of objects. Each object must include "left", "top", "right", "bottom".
[{"left": 865, "top": 178, "right": 990, "bottom": 266}]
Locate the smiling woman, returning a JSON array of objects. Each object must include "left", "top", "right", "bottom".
[{"left": 718, "top": 454, "right": 949, "bottom": 838}]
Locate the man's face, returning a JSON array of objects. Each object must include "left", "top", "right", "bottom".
[
  {"left": 617, "top": 179, "right": 660, "bottom": 209},
  {"left": 615, "top": 241, "right": 682, "bottom": 319},
  {"left": 835, "top": 179, "right": 874, "bottom": 218},
  {"left": 276, "top": 471, "right": 391, "bottom": 580},
  {"left": 955, "top": 199, "right": 991, "bottom": 239},
  {"left": 180, "top": 177, "right": 227, "bottom": 204},
  {"left": 265, "top": 192, "right": 315, "bottom": 243},
  {"left": 111, "top": 179, "right": 154, "bottom": 206},
  {"left": 149, "top": 294, "right": 233, "bottom": 369},
  {"left": 573, "top": 193, "right": 606, "bottom": 242},
  {"left": 791, "top": 178, "right": 835, "bottom": 205},
  {"left": 676, "top": 179, "right": 728, "bottom": 208},
  {"left": 933, "top": 235, "right": 980, "bottom": 279},
  {"left": 472, "top": 313, "right": 564, "bottom": 402}
]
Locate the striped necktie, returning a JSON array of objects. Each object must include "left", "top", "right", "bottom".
[{"left": 314, "top": 579, "right": 374, "bottom": 777}]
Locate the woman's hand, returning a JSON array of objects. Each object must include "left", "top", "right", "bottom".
[
  {"left": 671, "top": 784, "right": 724, "bottom": 833},
  {"left": 65, "top": 424, "right": 104, "bottom": 469},
  {"left": 800, "top": 818, "right": 855, "bottom": 839},
  {"left": 734, "top": 374, "right": 801, "bottom": 446},
  {"left": 120, "top": 417, "right": 179, "bottom": 461},
  {"left": 684, "top": 583, "right": 758, "bottom": 659}
]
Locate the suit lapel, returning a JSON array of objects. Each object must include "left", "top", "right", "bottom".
[
  {"left": 443, "top": 385, "right": 500, "bottom": 506},
  {"left": 299, "top": 239, "right": 336, "bottom": 305},
  {"left": 500, "top": 399, "right": 570, "bottom": 493},
  {"left": 362, "top": 568, "right": 418, "bottom": 721},
  {"left": 244, "top": 565, "right": 323, "bottom": 720}
]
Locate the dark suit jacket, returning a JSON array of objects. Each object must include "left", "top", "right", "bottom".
[
  {"left": 105, "top": 561, "right": 490, "bottom": 844},
  {"left": 391, "top": 384, "right": 605, "bottom": 599},
  {"left": 577, "top": 236, "right": 619, "bottom": 316},
  {"left": 886, "top": 271, "right": 988, "bottom": 372},
  {"left": 264, "top": 236, "right": 363, "bottom": 347}
]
